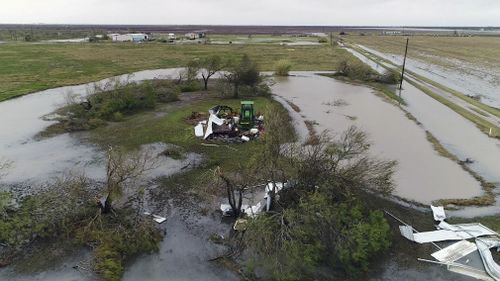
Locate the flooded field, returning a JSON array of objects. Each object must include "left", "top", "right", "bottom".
[
  {"left": 0, "top": 68, "right": 497, "bottom": 281},
  {"left": 0, "top": 68, "right": 187, "bottom": 185},
  {"left": 358, "top": 44, "right": 500, "bottom": 109},
  {"left": 0, "top": 201, "right": 237, "bottom": 281},
  {"left": 345, "top": 46, "right": 500, "bottom": 189},
  {"left": 272, "top": 73, "right": 483, "bottom": 203}
]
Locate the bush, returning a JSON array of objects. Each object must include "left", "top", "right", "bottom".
[
  {"left": 336, "top": 59, "right": 374, "bottom": 81},
  {"left": 376, "top": 70, "right": 400, "bottom": 84},
  {"left": 178, "top": 81, "right": 202, "bottom": 92},
  {"left": 274, "top": 59, "right": 292, "bottom": 76},
  {"left": 247, "top": 193, "right": 391, "bottom": 280},
  {"left": 45, "top": 80, "right": 180, "bottom": 134},
  {"left": 318, "top": 37, "right": 328, "bottom": 43}
]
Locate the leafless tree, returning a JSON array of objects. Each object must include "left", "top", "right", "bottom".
[
  {"left": 100, "top": 147, "right": 159, "bottom": 214},
  {"left": 214, "top": 167, "right": 250, "bottom": 218}
]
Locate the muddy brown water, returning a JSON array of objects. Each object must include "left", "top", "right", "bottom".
[
  {"left": 0, "top": 68, "right": 189, "bottom": 185},
  {"left": 272, "top": 73, "right": 483, "bottom": 203},
  {"left": 0, "top": 68, "right": 496, "bottom": 280}
]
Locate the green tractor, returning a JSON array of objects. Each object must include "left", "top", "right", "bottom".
[{"left": 239, "top": 101, "right": 255, "bottom": 130}]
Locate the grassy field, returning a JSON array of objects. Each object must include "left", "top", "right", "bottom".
[
  {"left": 345, "top": 35, "right": 500, "bottom": 71},
  {"left": 0, "top": 42, "right": 347, "bottom": 102},
  {"left": 88, "top": 94, "right": 293, "bottom": 173}
]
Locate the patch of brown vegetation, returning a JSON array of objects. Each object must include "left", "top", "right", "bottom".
[
  {"left": 304, "top": 120, "right": 319, "bottom": 145},
  {"left": 285, "top": 99, "right": 301, "bottom": 113}
]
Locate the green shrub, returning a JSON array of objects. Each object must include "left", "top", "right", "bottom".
[
  {"left": 274, "top": 59, "right": 292, "bottom": 76},
  {"left": 376, "top": 70, "right": 400, "bottom": 84},
  {"left": 336, "top": 59, "right": 375, "bottom": 81},
  {"left": 179, "top": 81, "right": 201, "bottom": 92},
  {"left": 246, "top": 193, "right": 391, "bottom": 280},
  {"left": 318, "top": 37, "right": 328, "bottom": 43}
]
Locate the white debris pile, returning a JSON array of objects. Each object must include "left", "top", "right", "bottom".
[
  {"left": 220, "top": 181, "right": 292, "bottom": 218},
  {"left": 192, "top": 104, "right": 264, "bottom": 143},
  {"left": 395, "top": 205, "right": 500, "bottom": 281}
]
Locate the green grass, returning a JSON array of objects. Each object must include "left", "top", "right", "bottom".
[
  {"left": 89, "top": 95, "right": 292, "bottom": 172},
  {"left": 0, "top": 42, "right": 347, "bottom": 102}
]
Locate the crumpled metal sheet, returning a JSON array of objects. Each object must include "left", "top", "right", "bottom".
[
  {"left": 476, "top": 237, "right": 500, "bottom": 281},
  {"left": 431, "top": 240, "right": 478, "bottom": 263},
  {"left": 430, "top": 205, "right": 446, "bottom": 221}
]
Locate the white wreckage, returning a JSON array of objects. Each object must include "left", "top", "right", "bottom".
[
  {"left": 220, "top": 182, "right": 290, "bottom": 218},
  {"left": 193, "top": 105, "right": 264, "bottom": 142},
  {"left": 398, "top": 205, "right": 500, "bottom": 281}
]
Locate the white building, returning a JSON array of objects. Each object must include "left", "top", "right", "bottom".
[{"left": 109, "top": 33, "right": 149, "bottom": 42}]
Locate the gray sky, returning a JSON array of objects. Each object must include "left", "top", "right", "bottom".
[{"left": 1, "top": 0, "right": 499, "bottom": 26}]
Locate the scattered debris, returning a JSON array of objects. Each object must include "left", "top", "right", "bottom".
[
  {"left": 393, "top": 205, "right": 500, "bottom": 281},
  {"left": 476, "top": 237, "right": 500, "bottom": 281},
  {"left": 431, "top": 240, "right": 478, "bottom": 263},
  {"left": 431, "top": 205, "right": 447, "bottom": 221},
  {"left": 220, "top": 181, "right": 292, "bottom": 218},
  {"left": 143, "top": 212, "right": 167, "bottom": 224},
  {"left": 193, "top": 101, "right": 264, "bottom": 143},
  {"left": 461, "top": 157, "right": 476, "bottom": 164}
]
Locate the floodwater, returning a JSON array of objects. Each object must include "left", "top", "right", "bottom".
[
  {"left": 0, "top": 201, "right": 238, "bottom": 281},
  {"left": 0, "top": 68, "right": 187, "bottom": 185},
  {"left": 272, "top": 73, "right": 483, "bottom": 203},
  {"left": 122, "top": 202, "right": 239, "bottom": 281},
  {"left": 400, "top": 79, "right": 500, "bottom": 183},
  {"left": 358, "top": 44, "right": 500, "bottom": 109},
  {"left": 0, "top": 68, "right": 233, "bottom": 281},
  {"left": 352, "top": 46, "right": 500, "bottom": 183}
]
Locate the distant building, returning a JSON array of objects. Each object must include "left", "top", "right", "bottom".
[
  {"left": 185, "top": 32, "right": 197, "bottom": 40},
  {"left": 184, "top": 31, "right": 207, "bottom": 40},
  {"left": 109, "top": 33, "right": 149, "bottom": 42}
]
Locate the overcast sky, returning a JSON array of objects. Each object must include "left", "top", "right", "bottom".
[{"left": 1, "top": 0, "right": 499, "bottom": 26}]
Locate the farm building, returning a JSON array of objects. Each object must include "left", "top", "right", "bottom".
[
  {"left": 184, "top": 31, "right": 207, "bottom": 40},
  {"left": 109, "top": 33, "right": 149, "bottom": 42}
]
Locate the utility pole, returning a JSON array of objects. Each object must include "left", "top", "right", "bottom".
[{"left": 398, "top": 38, "right": 409, "bottom": 103}]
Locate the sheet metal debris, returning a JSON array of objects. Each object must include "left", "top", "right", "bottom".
[
  {"left": 431, "top": 205, "right": 446, "bottom": 221},
  {"left": 394, "top": 205, "right": 500, "bottom": 281},
  {"left": 143, "top": 212, "right": 167, "bottom": 224},
  {"left": 431, "top": 240, "right": 478, "bottom": 263},
  {"left": 399, "top": 221, "right": 496, "bottom": 244},
  {"left": 476, "top": 237, "right": 500, "bottom": 281},
  {"left": 220, "top": 181, "right": 292, "bottom": 218}
]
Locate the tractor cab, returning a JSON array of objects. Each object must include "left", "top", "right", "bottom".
[{"left": 239, "top": 101, "right": 255, "bottom": 129}]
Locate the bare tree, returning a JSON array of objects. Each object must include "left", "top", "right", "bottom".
[
  {"left": 100, "top": 147, "right": 158, "bottom": 214},
  {"left": 199, "top": 55, "right": 223, "bottom": 90},
  {"left": 214, "top": 167, "right": 249, "bottom": 218}
]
